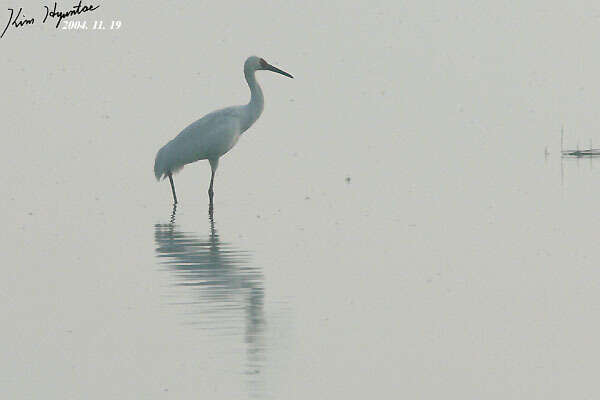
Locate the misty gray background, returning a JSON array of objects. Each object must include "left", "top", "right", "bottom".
[{"left": 2, "top": 0, "right": 600, "bottom": 398}]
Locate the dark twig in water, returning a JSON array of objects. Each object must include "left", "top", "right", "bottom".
[{"left": 560, "top": 127, "right": 600, "bottom": 157}]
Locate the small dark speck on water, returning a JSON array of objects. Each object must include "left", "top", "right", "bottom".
[
  {"left": 28, "top": 212, "right": 33, "bottom": 216},
  {"left": 345, "top": 176, "right": 351, "bottom": 184},
  {"left": 304, "top": 196, "right": 310, "bottom": 200}
]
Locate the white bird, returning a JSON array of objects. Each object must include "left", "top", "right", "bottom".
[{"left": 154, "top": 56, "right": 293, "bottom": 204}]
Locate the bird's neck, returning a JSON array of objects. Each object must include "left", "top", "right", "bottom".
[{"left": 241, "top": 69, "right": 264, "bottom": 133}]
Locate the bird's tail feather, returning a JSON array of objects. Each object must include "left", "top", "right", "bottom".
[
  {"left": 154, "top": 146, "right": 169, "bottom": 181},
  {"left": 154, "top": 144, "right": 184, "bottom": 180}
]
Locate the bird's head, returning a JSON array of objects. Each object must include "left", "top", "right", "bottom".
[{"left": 245, "top": 56, "right": 293, "bottom": 78}]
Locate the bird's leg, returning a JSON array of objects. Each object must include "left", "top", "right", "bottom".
[
  {"left": 208, "top": 158, "right": 219, "bottom": 204},
  {"left": 208, "top": 168, "right": 215, "bottom": 202},
  {"left": 168, "top": 173, "right": 178, "bottom": 204}
]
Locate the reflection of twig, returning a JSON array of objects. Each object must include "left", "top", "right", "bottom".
[{"left": 561, "top": 155, "right": 564, "bottom": 187}]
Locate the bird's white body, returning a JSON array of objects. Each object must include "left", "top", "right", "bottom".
[
  {"left": 154, "top": 106, "right": 252, "bottom": 179},
  {"left": 154, "top": 56, "right": 292, "bottom": 204}
]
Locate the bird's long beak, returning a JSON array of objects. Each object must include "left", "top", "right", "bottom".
[{"left": 265, "top": 63, "right": 294, "bottom": 79}]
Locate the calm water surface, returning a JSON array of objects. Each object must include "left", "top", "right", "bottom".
[{"left": 4, "top": 0, "right": 600, "bottom": 398}]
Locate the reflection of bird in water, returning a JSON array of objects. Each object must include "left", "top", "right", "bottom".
[{"left": 154, "top": 205, "right": 265, "bottom": 391}]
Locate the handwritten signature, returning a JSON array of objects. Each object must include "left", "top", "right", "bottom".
[{"left": 1, "top": 1, "right": 99, "bottom": 39}]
